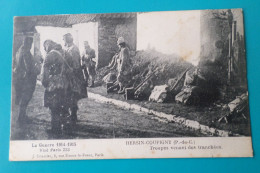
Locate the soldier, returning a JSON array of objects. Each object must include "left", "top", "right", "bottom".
[
  {"left": 81, "top": 41, "right": 96, "bottom": 87},
  {"left": 63, "top": 33, "right": 87, "bottom": 124},
  {"left": 116, "top": 37, "right": 131, "bottom": 94},
  {"left": 42, "top": 40, "right": 68, "bottom": 134},
  {"left": 13, "top": 36, "right": 41, "bottom": 123}
]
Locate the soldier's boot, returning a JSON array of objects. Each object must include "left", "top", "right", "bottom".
[
  {"left": 49, "top": 111, "right": 62, "bottom": 135},
  {"left": 18, "top": 94, "right": 33, "bottom": 124},
  {"left": 90, "top": 76, "right": 96, "bottom": 87}
]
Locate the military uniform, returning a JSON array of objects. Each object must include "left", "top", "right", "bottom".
[
  {"left": 14, "top": 39, "right": 40, "bottom": 123},
  {"left": 117, "top": 46, "right": 131, "bottom": 91},
  {"left": 64, "top": 43, "right": 87, "bottom": 122},
  {"left": 42, "top": 41, "right": 68, "bottom": 133},
  {"left": 82, "top": 47, "right": 96, "bottom": 87}
]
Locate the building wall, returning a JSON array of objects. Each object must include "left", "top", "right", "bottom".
[
  {"left": 98, "top": 17, "right": 137, "bottom": 68},
  {"left": 199, "top": 9, "right": 247, "bottom": 86},
  {"left": 200, "top": 10, "right": 230, "bottom": 63}
]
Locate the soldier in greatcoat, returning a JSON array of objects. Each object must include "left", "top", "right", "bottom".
[
  {"left": 116, "top": 37, "right": 132, "bottom": 94},
  {"left": 42, "top": 40, "right": 68, "bottom": 134},
  {"left": 13, "top": 36, "right": 41, "bottom": 123},
  {"left": 63, "top": 33, "right": 87, "bottom": 124}
]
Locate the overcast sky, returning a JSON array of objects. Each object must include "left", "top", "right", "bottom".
[{"left": 137, "top": 11, "right": 201, "bottom": 65}]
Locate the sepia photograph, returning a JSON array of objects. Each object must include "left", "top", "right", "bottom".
[{"left": 9, "top": 9, "right": 253, "bottom": 160}]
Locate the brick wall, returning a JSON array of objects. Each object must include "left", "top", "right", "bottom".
[{"left": 97, "top": 17, "right": 137, "bottom": 68}]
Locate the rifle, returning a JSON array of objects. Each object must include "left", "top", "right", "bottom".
[
  {"left": 124, "top": 68, "right": 159, "bottom": 100},
  {"left": 170, "top": 67, "right": 191, "bottom": 92}
]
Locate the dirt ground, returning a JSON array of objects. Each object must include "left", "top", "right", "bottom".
[
  {"left": 88, "top": 86, "right": 251, "bottom": 136},
  {"left": 10, "top": 84, "right": 207, "bottom": 140}
]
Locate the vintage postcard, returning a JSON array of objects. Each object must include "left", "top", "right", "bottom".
[{"left": 10, "top": 9, "right": 253, "bottom": 161}]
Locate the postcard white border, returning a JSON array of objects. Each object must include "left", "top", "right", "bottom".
[{"left": 9, "top": 137, "right": 253, "bottom": 161}]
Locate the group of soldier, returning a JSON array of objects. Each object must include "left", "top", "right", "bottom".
[
  {"left": 13, "top": 33, "right": 131, "bottom": 135},
  {"left": 13, "top": 33, "right": 97, "bottom": 135}
]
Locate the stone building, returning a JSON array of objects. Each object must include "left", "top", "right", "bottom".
[{"left": 13, "top": 13, "right": 137, "bottom": 68}]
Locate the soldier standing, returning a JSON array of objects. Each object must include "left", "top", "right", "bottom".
[
  {"left": 116, "top": 37, "right": 131, "bottom": 94},
  {"left": 81, "top": 41, "right": 96, "bottom": 87},
  {"left": 63, "top": 33, "right": 87, "bottom": 125},
  {"left": 13, "top": 36, "right": 41, "bottom": 123},
  {"left": 42, "top": 40, "right": 68, "bottom": 134}
]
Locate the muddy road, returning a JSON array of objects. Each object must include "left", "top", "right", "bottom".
[{"left": 11, "top": 85, "right": 206, "bottom": 140}]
